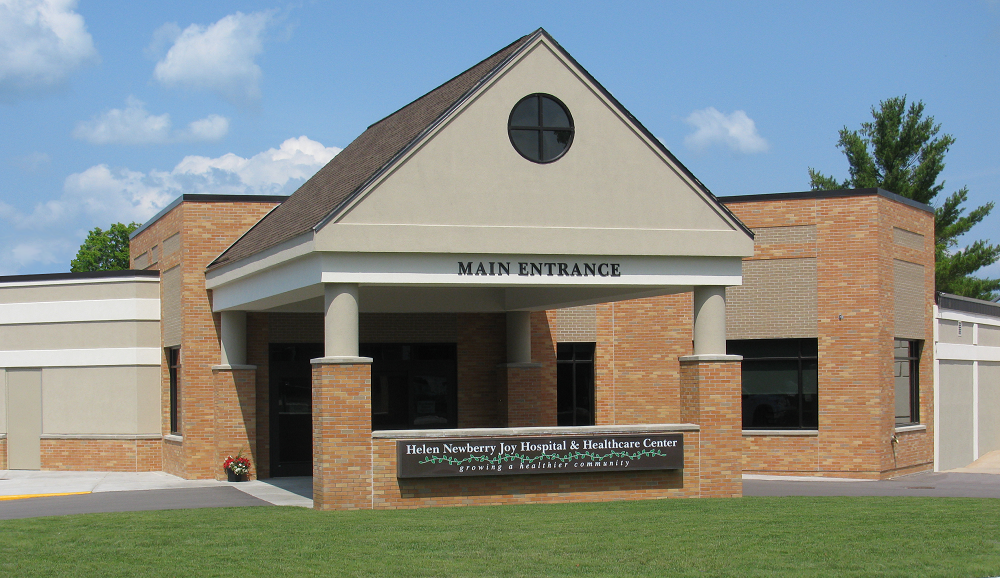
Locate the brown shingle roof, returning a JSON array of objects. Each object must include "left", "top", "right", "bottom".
[{"left": 209, "top": 31, "right": 536, "bottom": 270}]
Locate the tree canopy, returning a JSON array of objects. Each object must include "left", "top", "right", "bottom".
[
  {"left": 70, "top": 222, "right": 141, "bottom": 272},
  {"left": 809, "top": 96, "right": 1000, "bottom": 301}
]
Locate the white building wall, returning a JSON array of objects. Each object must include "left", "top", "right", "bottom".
[{"left": 935, "top": 297, "right": 1000, "bottom": 470}]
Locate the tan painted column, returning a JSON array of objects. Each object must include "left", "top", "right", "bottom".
[
  {"left": 693, "top": 286, "right": 727, "bottom": 355},
  {"left": 506, "top": 311, "right": 532, "bottom": 364},
  {"left": 324, "top": 284, "right": 359, "bottom": 358},
  {"left": 679, "top": 354, "right": 742, "bottom": 497},
  {"left": 219, "top": 311, "right": 247, "bottom": 366}
]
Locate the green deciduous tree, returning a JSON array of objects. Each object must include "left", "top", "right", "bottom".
[
  {"left": 809, "top": 96, "right": 1000, "bottom": 301},
  {"left": 70, "top": 222, "right": 141, "bottom": 272}
]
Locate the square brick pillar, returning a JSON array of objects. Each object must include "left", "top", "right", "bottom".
[
  {"left": 312, "top": 357, "right": 373, "bottom": 510},
  {"left": 680, "top": 355, "right": 742, "bottom": 498},
  {"left": 501, "top": 362, "right": 557, "bottom": 427},
  {"left": 212, "top": 365, "right": 257, "bottom": 480}
]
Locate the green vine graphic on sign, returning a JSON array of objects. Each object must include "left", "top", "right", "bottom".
[{"left": 418, "top": 448, "right": 669, "bottom": 467}]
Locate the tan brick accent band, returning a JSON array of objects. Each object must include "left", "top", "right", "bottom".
[
  {"left": 0, "top": 437, "right": 6, "bottom": 470},
  {"left": 40, "top": 438, "right": 162, "bottom": 472}
]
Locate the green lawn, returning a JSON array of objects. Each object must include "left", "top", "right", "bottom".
[{"left": 1, "top": 497, "right": 999, "bottom": 577}]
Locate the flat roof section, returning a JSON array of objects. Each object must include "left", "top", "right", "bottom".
[
  {"left": 937, "top": 292, "right": 1000, "bottom": 318},
  {"left": 0, "top": 269, "right": 160, "bottom": 285},
  {"left": 130, "top": 194, "right": 290, "bottom": 239},
  {"left": 719, "top": 188, "right": 934, "bottom": 214}
]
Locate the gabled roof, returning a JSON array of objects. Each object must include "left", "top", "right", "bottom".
[
  {"left": 209, "top": 28, "right": 750, "bottom": 271},
  {"left": 209, "top": 32, "right": 536, "bottom": 269}
]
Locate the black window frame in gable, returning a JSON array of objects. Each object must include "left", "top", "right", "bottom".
[{"left": 508, "top": 93, "right": 575, "bottom": 163}]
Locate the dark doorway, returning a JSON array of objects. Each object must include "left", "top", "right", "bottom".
[
  {"left": 557, "top": 342, "right": 595, "bottom": 426},
  {"left": 268, "top": 341, "right": 459, "bottom": 476},
  {"left": 362, "top": 343, "right": 458, "bottom": 430},
  {"left": 269, "top": 343, "right": 322, "bottom": 477}
]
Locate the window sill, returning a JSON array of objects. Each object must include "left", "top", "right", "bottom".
[
  {"left": 164, "top": 434, "right": 183, "bottom": 443},
  {"left": 743, "top": 429, "right": 818, "bottom": 436},
  {"left": 894, "top": 424, "right": 926, "bottom": 433}
]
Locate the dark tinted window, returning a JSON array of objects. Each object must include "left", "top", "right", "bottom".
[{"left": 728, "top": 339, "right": 819, "bottom": 430}]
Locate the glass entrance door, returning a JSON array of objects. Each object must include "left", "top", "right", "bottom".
[{"left": 269, "top": 343, "right": 322, "bottom": 477}]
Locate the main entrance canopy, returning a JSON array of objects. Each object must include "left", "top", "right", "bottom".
[{"left": 205, "top": 29, "right": 753, "bottom": 361}]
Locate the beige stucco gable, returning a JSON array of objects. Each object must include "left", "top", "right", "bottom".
[{"left": 315, "top": 37, "right": 753, "bottom": 258}]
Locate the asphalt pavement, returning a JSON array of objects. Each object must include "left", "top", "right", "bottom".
[
  {"left": 0, "top": 470, "right": 313, "bottom": 520},
  {"left": 3, "top": 451, "right": 1000, "bottom": 520}
]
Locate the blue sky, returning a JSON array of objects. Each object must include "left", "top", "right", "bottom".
[{"left": 1, "top": 0, "right": 998, "bottom": 280}]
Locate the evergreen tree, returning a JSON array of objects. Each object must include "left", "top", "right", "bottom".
[
  {"left": 70, "top": 222, "right": 141, "bottom": 272},
  {"left": 809, "top": 96, "right": 1000, "bottom": 301}
]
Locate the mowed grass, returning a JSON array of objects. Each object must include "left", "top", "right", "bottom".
[{"left": 2, "top": 497, "right": 1000, "bottom": 577}]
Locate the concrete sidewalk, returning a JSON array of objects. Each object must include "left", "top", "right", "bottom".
[{"left": 0, "top": 470, "right": 313, "bottom": 508}]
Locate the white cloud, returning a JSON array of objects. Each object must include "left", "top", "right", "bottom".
[
  {"left": 683, "top": 107, "right": 769, "bottom": 154},
  {"left": 153, "top": 11, "right": 272, "bottom": 106},
  {"left": 181, "top": 114, "right": 228, "bottom": 141},
  {"left": 0, "top": 0, "right": 98, "bottom": 97},
  {"left": 72, "top": 97, "right": 229, "bottom": 144},
  {"left": 0, "top": 136, "right": 340, "bottom": 273}
]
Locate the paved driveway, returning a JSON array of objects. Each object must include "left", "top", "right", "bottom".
[
  {"left": 744, "top": 471, "right": 1000, "bottom": 498},
  {"left": 0, "top": 471, "right": 313, "bottom": 520}
]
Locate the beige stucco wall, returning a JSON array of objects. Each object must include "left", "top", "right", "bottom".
[
  {"left": 938, "top": 360, "right": 975, "bottom": 471},
  {"left": 0, "top": 368, "right": 5, "bottom": 434},
  {"left": 319, "top": 39, "right": 752, "bottom": 258},
  {"left": 980, "top": 325, "right": 1000, "bottom": 348},
  {"left": 0, "top": 321, "right": 159, "bottom": 351},
  {"left": 981, "top": 362, "right": 1000, "bottom": 457},
  {"left": 938, "top": 319, "right": 974, "bottom": 345},
  {"left": 0, "top": 280, "right": 158, "bottom": 304},
  {"left": 41, "top": 366, "right": 160, "bottom": 435}
]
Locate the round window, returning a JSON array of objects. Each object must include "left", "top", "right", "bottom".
[{"left": 508, "top": 94, "right": 574, "bottom": 163}]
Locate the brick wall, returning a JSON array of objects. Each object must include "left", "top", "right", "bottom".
[
  {"left": 0, "top": 438, "right": 6, "bottom": 469},
  {"left": 312, "top": 361, "right": 372, "bottom": 510},
  {"left": 554, "top": 305, "right": 597, "bottom": 342},
  {"left": 40, "top": 439, "right": 162, "bottom": 472},
  {"left": 131, "top": 197, "right": 283, "bottom": 480},
  {"left": 680, "top": 358, "right": 742, "bottom": 496},
  {"left": 723, "top": 192, "right": 935, "bottom": 479},
  {"left": 594, "top": 294, "right": 692, "bottom": 425}
]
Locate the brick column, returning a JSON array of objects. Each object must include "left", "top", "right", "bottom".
[
  {"left": 680, "top": 355, "right": 742, "bottom": 497},
  {"left": 312, "top": 357, "right": 373, "bottom": 510},
  {"left": 212, "top": 365, "right": 257, "bottom": 480}
]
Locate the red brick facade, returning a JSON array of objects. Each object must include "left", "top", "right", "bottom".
[
  {"left": 312, "top": 361, "right": 373, "bottom": 510},
  {"left": 130, "top": 197, "right": 283, "bottom": 480},
  {"left": 117, "top": 189, "right": 934, "bottom": 507},
  {"left": 724, "top": 193, "right": 935, "bottom": 479}
]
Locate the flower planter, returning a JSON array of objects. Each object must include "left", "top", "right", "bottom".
[{"left": 227, "top": 470, "right": 249, "bottom": 482}]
